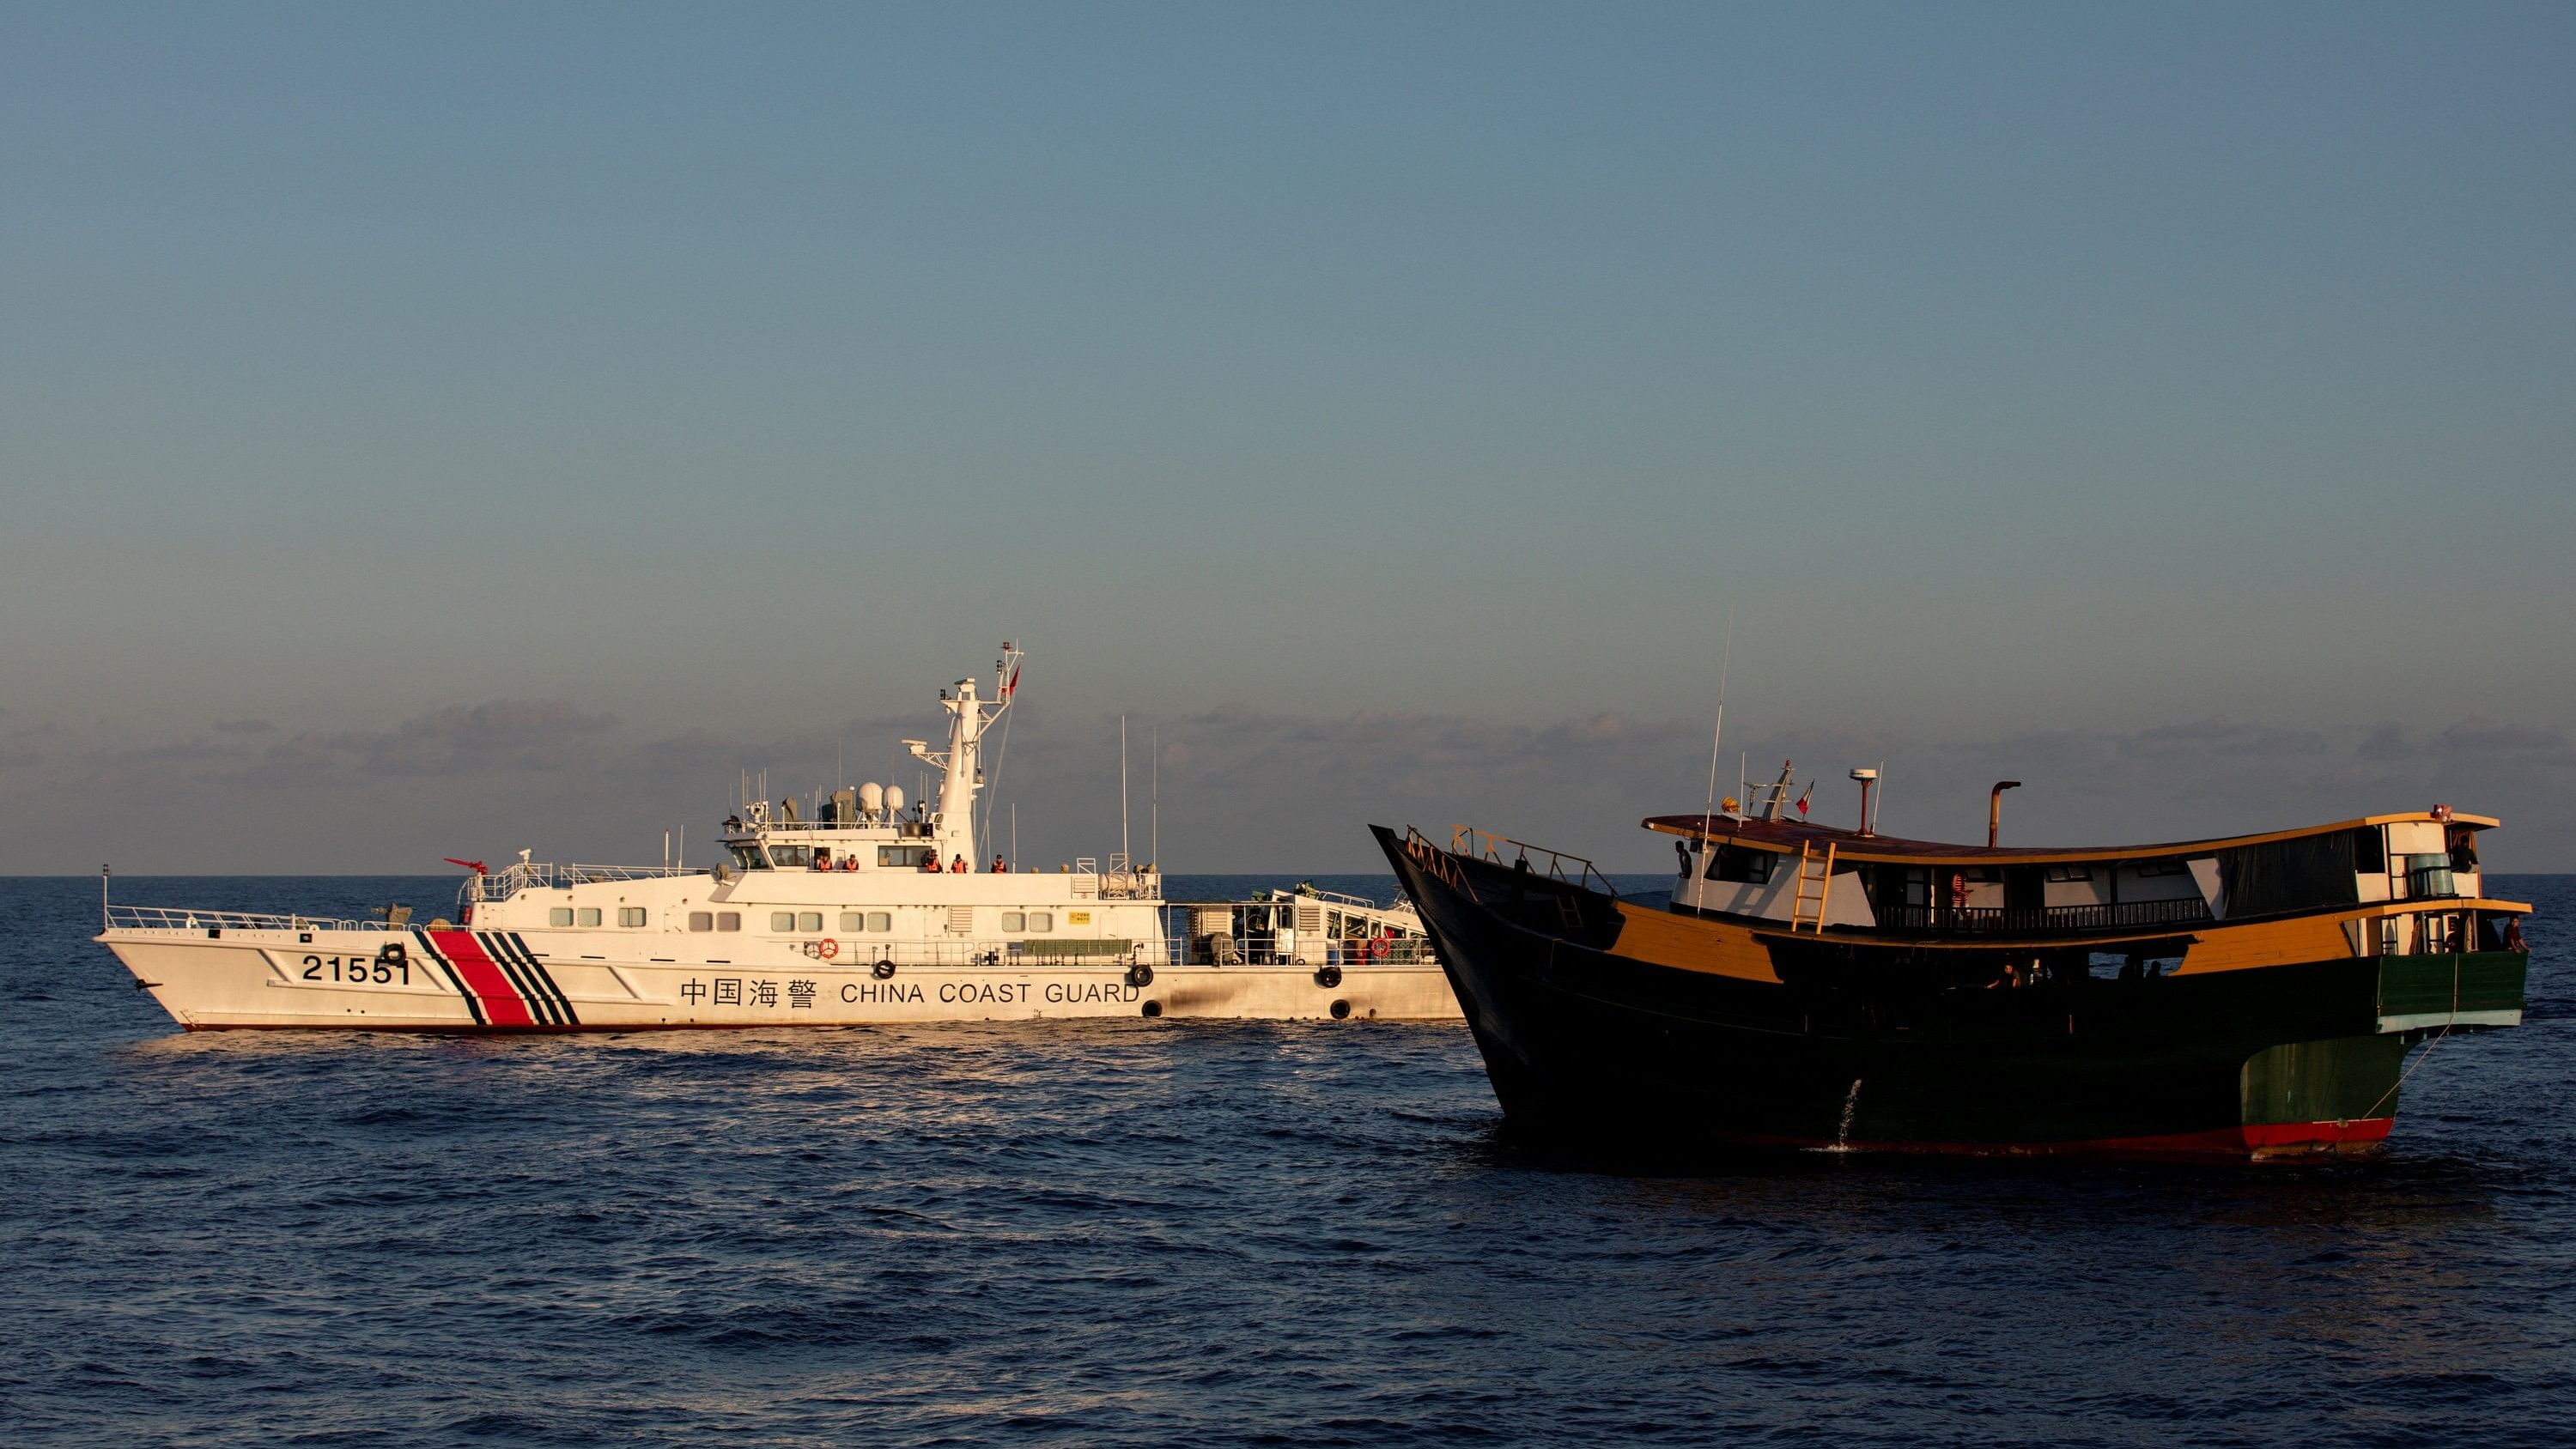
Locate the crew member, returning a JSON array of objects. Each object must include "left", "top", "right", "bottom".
[
  {"left": 950, "top": 855, "right": 967, "bottom": 873},
  {"left": 991, "top": 855, "right": 1008, "bottom": 873}
]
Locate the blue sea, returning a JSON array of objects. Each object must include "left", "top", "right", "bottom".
[{"left": 4, "top": 873, "right": 2570, "bottom": 1446}]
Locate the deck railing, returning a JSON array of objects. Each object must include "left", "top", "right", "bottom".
[
  {"left": 568, "top": 863, "right": 712, "bottom": 885},
  {"left": 1873, "top": 898, "right": 2214, "bottom": 935},
  {"left": 1447, "top": 825, "right": 1622, "bottom": 900},
  {"left": 104, "top": 905, "right": 402, "bottom": 934}
]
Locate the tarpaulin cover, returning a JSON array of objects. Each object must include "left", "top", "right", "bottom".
[{"left": 2220, "top": 833, "right": 2360, "bottom": 919}]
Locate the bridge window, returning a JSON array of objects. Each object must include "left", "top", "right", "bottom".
[
  {"left": 577, "top": 907, "right": 602, "bottom": 927},
  {"left": 618, "top": 907, "right": 647, "bottom": 927},
  {"left": 878, "top": 845, "right": 936, "bottom": 869},
  {"left": 770, "top": 846, "right": 812, "bottom": 870},
  {"left": 1704, "top": 846, "right": 1774, "bottom": 883},
  {"left": 2044, "top": 865, "right": 2092, "bottom": 883},
  {"left": 550, "top": 907, "right": 574, "bottom": 926},
  {"left": 728, "top": 844, "right": 770, "bottom": 871}
]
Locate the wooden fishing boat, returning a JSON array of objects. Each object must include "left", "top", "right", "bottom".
[{"left": 1374, "top": 767, "right": 2531, "bottom": 1159}]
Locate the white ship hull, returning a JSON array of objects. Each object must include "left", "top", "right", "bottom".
[
  {"left": 96, "top": 646, "right": 1464, "bottom": 1031},
  {"left": 100, "top": 924, "right": 1458, "bottom": 1030}
]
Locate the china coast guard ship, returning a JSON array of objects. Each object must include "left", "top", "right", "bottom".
[
  {"left": 100, "top": 646, "right": 1455, "bottom": 1030},
  {"left": 1377, "top": 761, "right": 2534, "bottom": 1161}
]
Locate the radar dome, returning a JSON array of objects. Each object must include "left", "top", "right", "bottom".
[
  {"left": 884, "top": 785, "right": 906, "bottom": 814},
  {"left": 859, "top": 782, "right": 884, "bottom": 816}
]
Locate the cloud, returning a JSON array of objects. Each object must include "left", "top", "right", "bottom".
[
  {"left": 2115, "top": 719, "right": 2328, "bottom": 760},
  {"left": 241, "top": 700, "right": 620, "bottom": 784},
  {"left": 210, "top": 718, "right": 276, "bottom": 735},
  {"left": 7, "top": 699, "right": 2573, "bottom": 871},
  {"left": 2433, "top": 718, "right": 2572, "bottom": 761}
]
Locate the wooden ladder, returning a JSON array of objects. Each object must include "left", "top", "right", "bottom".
[{"left": 1790, "top": 840, "right": 1837, "bottom": 932}]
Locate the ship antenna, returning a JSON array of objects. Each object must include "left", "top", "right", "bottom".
[
  {"left": 978, "top": 642, "right": 1024, "bottom": 853},
  {"left": 1120, "top": 713, "right": 1131, "bottom": 868},
  {"left": 1699, "top": 606, "right": 1736, "bottom": 856},
  {"left": 1151, "top": 721, "right": 1159, "bottom": 870},
  {"left": 101, "top": 863, "right": 111, "bottom": 931}
]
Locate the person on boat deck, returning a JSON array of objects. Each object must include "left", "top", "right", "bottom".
[
  {"left": 811, "top": 851, "right": 833, "bottom": 871},
  {"left": 840, "top": 854, "right": 860, "bottom": 871},
  {"left": 919, "top": 854, "right": 942, "bottom": 873},
  {"left": 949, "top": 855, "right": 967, "bottom": 873},
  {"left": 990, "top": 855, "right": 1007, "bottom": 873},
  {"left": 724, "top": 815, "right": 742, "bottom": 834}
]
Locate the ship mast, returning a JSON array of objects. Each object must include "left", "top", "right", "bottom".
[{"left": 903, "top": 642, "right": 1024, "bottom": 868}]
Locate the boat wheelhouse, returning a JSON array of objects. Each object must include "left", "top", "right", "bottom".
[
  {"left": 100, "top": 646, "right": 1454, "bottom": 1030},
  {"left": 1376, "top": 761, "right": 2532, "bottom": 1160}
]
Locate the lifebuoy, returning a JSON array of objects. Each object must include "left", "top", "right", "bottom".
[
  {"left": 1314, "top": 964, "right": 1343, "bottom": 989},
  {"left": 1367, "top": 937, "right": 1390, "bottom": 962},
  {"left": 872, "top": 959, "right": 896, "bottom": 980},
  {"left": 817, "top": 937, "right": 839, "bottom": 960},
  {"left": 1126, "top": 963, "right": 1155, "bottom": 988}
]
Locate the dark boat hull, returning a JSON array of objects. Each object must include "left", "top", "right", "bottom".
[{"left": 1375, "top": 828, "right": 2519, "bottom": 1161}]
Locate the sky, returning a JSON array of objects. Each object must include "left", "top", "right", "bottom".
[{"left": 3, "top": 2, "right": 2572, "bottom": 874}]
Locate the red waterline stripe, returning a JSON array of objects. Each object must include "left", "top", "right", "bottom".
[
  {"left": 1718, "top": 1117, "right": 2397, "bottom": 1160},
  {"left": 1879, "top": 1118, "right": 2397, "bottom": 1159},
  {"left": 426, "top": 930, "right": 538, "bottom": 1028}
]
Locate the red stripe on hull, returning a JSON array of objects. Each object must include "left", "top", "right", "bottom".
[
  {"left": 1765, "top": 1117, "right": 2397, "bottom": 1161},
  {"left": 426, "top": 930, "right": 538, "bottom": 1028}
]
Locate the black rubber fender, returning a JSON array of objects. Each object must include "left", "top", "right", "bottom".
[
  {"left": 1314, "top": 964, "right": 1343, "bottom": 989},
  {"left": 1141, "top": 1000, "right": 1163, "bottom": 1018},
  {"left": 1126, "top": 963, "right": 1155, "bottom": 989},
  {"left": 1328, "top": 998, "right": 1352, "bottom": 1020},
  {"left": 872, "top": 959, "right": 896, "bottom": 980}
]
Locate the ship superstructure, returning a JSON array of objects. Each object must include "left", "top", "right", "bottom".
[{"left": 100, "top": 647, "right": 1455, "bottom": 1030}]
